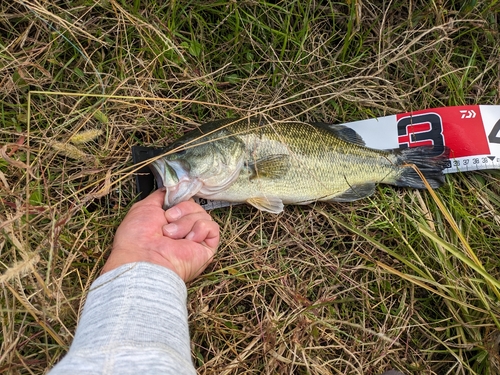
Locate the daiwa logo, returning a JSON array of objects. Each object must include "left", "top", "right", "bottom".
[{"left": 397, "top": 113, "right": 445, "bottom": 153}]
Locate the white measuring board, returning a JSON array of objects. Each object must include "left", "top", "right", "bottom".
[{"left": 345, "top": 105, "right": 500, "bottom": 174}]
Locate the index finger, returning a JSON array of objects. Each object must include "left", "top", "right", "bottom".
[{"left": 165, "top": 199, "right": 208, "bottom": 222}]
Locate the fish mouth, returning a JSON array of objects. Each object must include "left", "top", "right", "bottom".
[{"left": 149, "top": 159, "right": 202, "bottom": 209}]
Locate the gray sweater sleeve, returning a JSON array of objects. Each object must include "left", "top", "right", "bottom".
[{"left": 49, "top": 262, "right": 196, "bottom": 375}]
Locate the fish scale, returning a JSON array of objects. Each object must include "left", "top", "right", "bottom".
[{"left": 229, "top": 122, "right": 396, "bottom": 200}]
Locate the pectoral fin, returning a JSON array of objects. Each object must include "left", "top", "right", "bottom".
[
  {"left": 248, "top": 154, "right": 290, "bottom": 180},
  {"left": 247, "top": 196, "right": 284, "bottom": 214},
  {"left": 328, "top": 183, "right": 376, "bottom": 202}
]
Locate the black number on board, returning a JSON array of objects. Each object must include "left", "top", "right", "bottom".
[{"left": 488, "top": 119, "right": 500, "bottom": 144}]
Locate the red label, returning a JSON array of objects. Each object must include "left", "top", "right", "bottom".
[{"left": 396, "top": 106, "right": 490, "bottom": 158}]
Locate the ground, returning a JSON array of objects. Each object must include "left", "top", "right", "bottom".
[{"left": 1, "top": 1, "right": 500, "bottom": 374}]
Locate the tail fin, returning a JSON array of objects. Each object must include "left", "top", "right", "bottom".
[{"left": 392, "top": 146, "right": 450, "bottom": 189}]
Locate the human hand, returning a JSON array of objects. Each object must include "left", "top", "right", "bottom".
[{"left": 102, "top": 189, "right": 219, "bottom": 282}]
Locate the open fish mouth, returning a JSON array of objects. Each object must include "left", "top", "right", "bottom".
[
  {"left": 149, "top": 159, "right": 202, "bottom": 209},
  {"left": 149, "top": 159, "right": 167, "bottom": 189},
  {"left": 162, "top": 179, "right": 203, "bottom": 209}
]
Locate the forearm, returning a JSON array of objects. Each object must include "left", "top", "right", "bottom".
[{"left": 49, "top": 262, "right": 195, "bottom": 375}]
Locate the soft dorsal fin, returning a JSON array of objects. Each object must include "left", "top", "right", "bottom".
[
  {"left": 311, "top": 123, "right": 366, "bottom": 146},
  {"left": 247, "top": 196, "right": 284, "bottom": 214},
  {"left": 247, "top": 154, "right": 290, "bottom": 180}
]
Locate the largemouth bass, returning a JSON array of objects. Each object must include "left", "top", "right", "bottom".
[{"left": 150, "top": 118, "right": 450, "bottom": 214}]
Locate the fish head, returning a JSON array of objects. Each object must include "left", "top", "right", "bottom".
[{"left": 150, "top": 135, "right": 245, "bottom": 209}]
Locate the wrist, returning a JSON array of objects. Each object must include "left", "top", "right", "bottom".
[{"left": 101, "top": 247, "right": 180, "bottom": 278}]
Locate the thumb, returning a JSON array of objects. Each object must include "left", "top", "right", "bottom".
[{"left": 139, "top": 188, "right": 166, "bottom": 208}]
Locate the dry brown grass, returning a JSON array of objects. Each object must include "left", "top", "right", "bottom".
[{"left": 1, "top": 1, "right": 500, "bottom": 374}]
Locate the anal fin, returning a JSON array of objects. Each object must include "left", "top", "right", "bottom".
[
  {"left": 247, "top": 196, "right": 284, "bottom": 214},
  {"left": 327, "top": 183, "right": 376, "bottom": 202}
]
